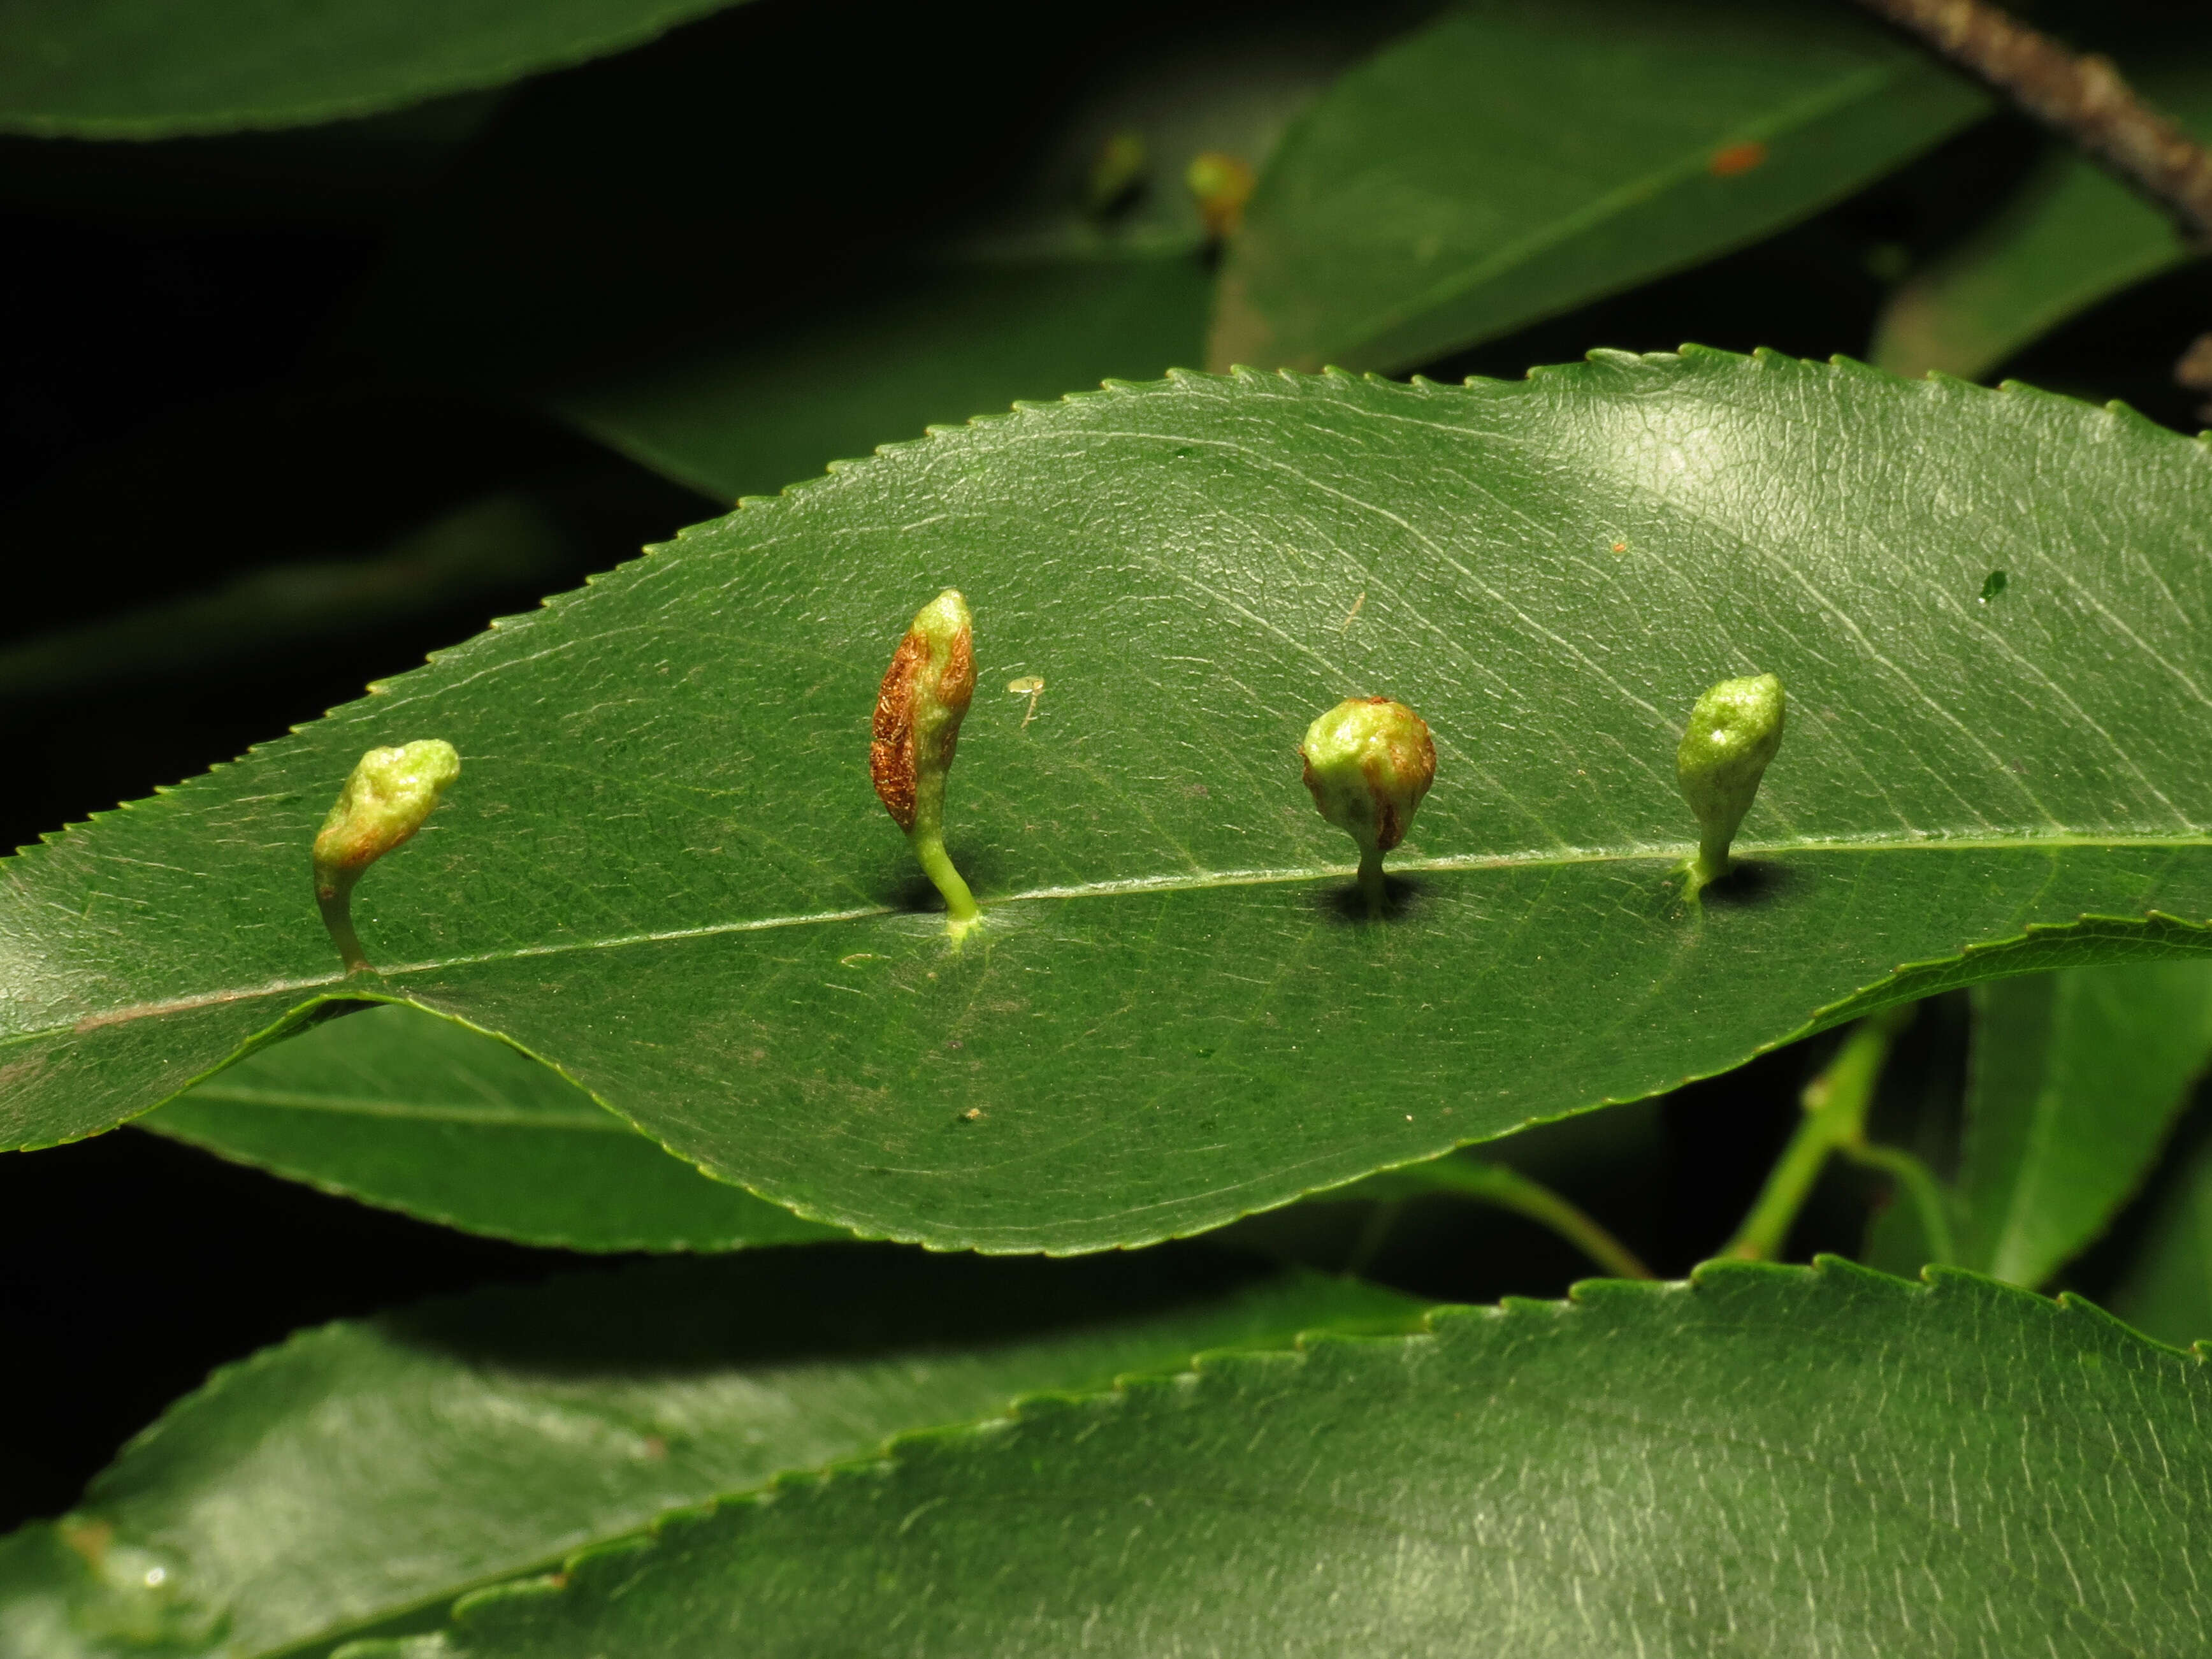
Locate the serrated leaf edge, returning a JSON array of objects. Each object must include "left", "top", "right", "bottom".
[{"left": 338, "top": 1257, "right": 2208, "bottom": 1659}]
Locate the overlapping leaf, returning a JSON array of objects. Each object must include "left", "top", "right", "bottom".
[
  {"left": 0, "top": 1254, "right": 1413, "bottom": 1659},
  {"left": 7, "top": 351, "right": 2212, "bottom": 1253},
  {"left": 1209, "top": 0, "right": 1988, "bottom": 374},
  {"left": 142, "top": 1004, "right": 846, "bottom": 1250},
  {"left": 351, "top": 1262, "right": 2212, "bottom": 1656}
]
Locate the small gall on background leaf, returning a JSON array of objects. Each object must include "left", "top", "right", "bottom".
[
  {"left": 871, "top": 588, "right": 981, "bottom": 935},
  {"left": 1299, "top": 696, "right": 1436, "bottom": 916},
  {"left": 1676, "top": 673, "right": 1786, "bottom": 898},
  {"left": 312, "top": 739, "right": 461, "bottom": 973},
  {"left": 1085, "top": 129, "right": 1148, "bottom": 218},
  {"left": 1185, "top": 150, "right": 1255, "bottom": 240},
  {"left": 1707, "top": 140, "right": 1768, "bottom": 177}
]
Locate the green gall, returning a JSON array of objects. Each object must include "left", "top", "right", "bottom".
[
  {"left": 1185, "top": 150, "right": 1255, "bottom": 240},
  {"left": 872, "top": 590, "right": 980, "bottom": 934},
  {"left": 312, "top": 739, "right": 461, "bottom": 973},
  {"left": 1676, "top": 673, "right": 1785, "bottom": 895},
  {"left": 1086, "top": 129, "right": 1147, "bottom": 217},
  {"left": 1300, "top": 696, "right": 1436, "bottom": 915}
]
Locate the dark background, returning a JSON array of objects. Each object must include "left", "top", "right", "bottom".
[{"left": 8, "top": 0, "right": 2212, "bottom": 1532}]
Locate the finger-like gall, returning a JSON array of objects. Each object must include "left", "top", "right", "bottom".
[{"left": 872, "top": 589, "right": 981, "bottom": 936}]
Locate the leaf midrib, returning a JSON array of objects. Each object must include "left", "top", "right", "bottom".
[
  {"left": 174, "top": 1087, "right": 630, "bottom": 1130},
  {"left": 20, "top": 827, "right": 2210, "bottom": 1047}
]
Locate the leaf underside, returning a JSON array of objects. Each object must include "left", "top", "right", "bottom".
[
  {"left": 140, "top": 1003, "right": 848, "bottom": 1252},
  {"left": 1955, "top": 961, "right": 2212, "bottom": 1287},
  {"left": 7, "top": 350, "right": 2212, "bottom": 1253},
  {"left": 2112, "top": 1133, "right": 2212, "bottom": 1350},
  {"left": 361, "top": 1262, "right": 2212, "bottom": 1658},
  {"left": 0, "top": 1254, "right": 1417, "bottom": 1659}
]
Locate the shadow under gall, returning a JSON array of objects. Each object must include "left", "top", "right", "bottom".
[
  {"left": 1315, "top": 872, "right": 1428, "bottom": 926},
  {"left": 1695, "top": 858, "right": 1804, "bottom": 908}
]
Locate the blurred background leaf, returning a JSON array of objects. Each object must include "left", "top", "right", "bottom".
[
  {"left": 1208, "top": 0, "right": 1990, "bottom": 373},
  {"left": 1952, "top": 962, "right": 2212, "bottom": 1288},
  {"left": 0, "top": 495, "right": 569, "bottom": 703},
  {"left": 0, "top": 0, "right": 760, "bottom": 138},
  {"left": 1872, "top": 58, "right": 2212, "bottom": 382},
  {"left": 548, "top": 8, "right": 1407, "bottom": 500},
  {"left": 2109, "top": 1133, "right": 2212, "bottom": 1348}
]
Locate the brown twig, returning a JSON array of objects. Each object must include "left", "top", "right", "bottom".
[{"left": 1853, "top": 0, "right": 2212, "bottom": 247}]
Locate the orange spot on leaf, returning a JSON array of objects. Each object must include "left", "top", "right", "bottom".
[{"left": 1709, "top": 141, "right": 1767, "bottom": 178}]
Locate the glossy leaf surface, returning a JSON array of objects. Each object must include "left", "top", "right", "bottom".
[
  {"left": 9, "top": 352, "right": 2212, "bottom": 1253},
  {"left": 0, "top": 0, "right": 752, "bottom": 138},
  {"left": 1209, "top": 0, "right": 1987, "bottom": 374},
  {"left": 0, "top": 1254, "right": 1415, "bottom": 1659},
  {"left": 1956, "top": 962, "right": 2212, "bottom": 1287},
  {"left": 1871, "top": 64, "right": 2212, "bottom": 382},
  {"left": 364, "top": 1262, "right": 2212, "bottom": 1656},
  {"left": 140, "top": 1004, "right": 847, "bottom": 1251}
]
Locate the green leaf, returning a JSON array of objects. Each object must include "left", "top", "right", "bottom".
[
  {"left": 2110, "top": 1135, "right": 2212, "bottom": 1349},
  {"left": 0, "top": 0, "right": 754, "bottom": 138},
  {"left": 1208, "top": 0, "right": 1989, "bottom": 375},
  {"left": 1955, "top": 962, "right": 2212, "bottom": 1287},
  {"left": 347, "top": 1261, "right": 2212, "bottom": 1656},
  {"left": 138, "top": 1004, "right": 849, "bottom": 1250},
  {"left": 1871, "top": 63, "right": 2212, "bottom": 382},
  {"left": 0, "top": 1253, "right": 1417, "bottom": 1659},
  {"left": 10, "top": 351, "right": 2212, "bottom": 1253}
]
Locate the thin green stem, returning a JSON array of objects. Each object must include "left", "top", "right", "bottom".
[
  {"left": 1845, "top": 1142, "right": 1958, "bottom": 1266},
  {"left": 1723, "top": 1004, "right": 1916, "bottom": 1261},
  {"left": 1684, "top": 837, "right": 1730, "bottom": 899},
  {"left": 1356, "top": 850, "right": 1387, "bottom": 916},
  {"left": 1366, "top": 1160, "right": 1654, "bottom": 1280},
  {"left": 910, "top": 829, "right": 980, "bottom": 929},
  {"left": 315, "top": 883, "right": 372, "bottom": 975}
]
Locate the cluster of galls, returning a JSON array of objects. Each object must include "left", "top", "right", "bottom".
[
  {"left": 864, "top": 591, "right": 1785, "bottom": 931},
  {"left": 305, "top": 591, "right": 1787, "bottom": 971}
]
